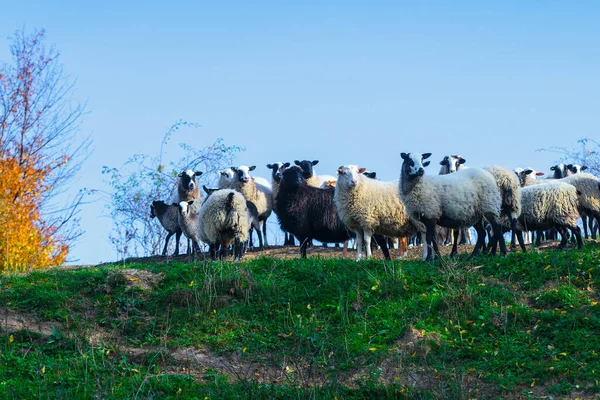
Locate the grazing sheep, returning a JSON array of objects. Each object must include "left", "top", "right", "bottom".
[
  {"left": 514, "top": 182, "right": 583, "bottom": 251},
  {"left": 335, "top": 165, "right": 418, "bottom": 260},
  {"left": 399, "top": 152, "right": 507, "bottom": 261},
  {"left": 204, "top": 186, "right": 263, "bottom": 251},
  {"left": 231, "top": 165, "right": 273, "bottom": 246},
  {"left": 267, "top": 162, "right": 296, "bottom": 246},
  {"left": 438, "top": 154, "right": 471, "bottom": 246},
  {"left": 198, "top": 189, "right": 249, "bottom": 261},
  {"left": 175, "top": 199, "right": 202, "bottom": 255},
  {"left": 150, "top": 200, "right": 183, "bottom": 256},
  {"left": 483, "top": 166, "right": 521, "bottom": 252},
  {"left": 176, "top": 170, "right": 203, "bottom": 202}
]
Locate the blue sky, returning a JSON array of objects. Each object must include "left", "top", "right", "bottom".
[{"left": 2, "top": 1, "right": 599, "bottom": 264}]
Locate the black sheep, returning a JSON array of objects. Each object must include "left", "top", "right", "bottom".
[{"left": 276, "top": 166, "right": 391, "bottom": 259}]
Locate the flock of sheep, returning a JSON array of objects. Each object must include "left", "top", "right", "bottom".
[{"left": 149, "top": 154, "right": 600, "bottom": 262}]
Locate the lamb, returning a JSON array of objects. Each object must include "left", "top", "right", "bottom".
[
  {"left": 483, "top": 166, "right": 521, "bottom": 252},
  {"left": 335, "top": 165, "right": 418, "bottom": 260},
  {"left": 150, "top": 200, "right": 183, "bottom": 256},
  {"left": 197, "top": 188, "right": 249, "bottom": 261},
  {"left": 399, "top": 152, "right": 507, "bottom": 261},
  {"left": 204, "top": 185, "right": 263, "bottom": 250},
  {"left": 174, "top": 199, "right": 202, "bottom": 255},
  {"left": 275, "top": 165, "right": 352, "bottom": 258},
  {"left": 514, "top": 182, "right": 583, "bottom": 251},
  {"left": 176, "top": 170, "right": 203, "bottom": 202},
  {"left": 230, "top": 165, "right": 273, "bottom": 246},
  {"left": 267, "top": 162, "right": 296, "bottom": 246},
  {"left": 438, "top": 154, "right": 470, "bottom": 246}
]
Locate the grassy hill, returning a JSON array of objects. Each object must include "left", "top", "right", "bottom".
[{"left": 1, "top": 244, "right": 599, "bottom": 399}]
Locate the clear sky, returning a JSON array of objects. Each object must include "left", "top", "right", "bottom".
[{"left": 2, "top": 1, "right": 599, "bottom": 264}]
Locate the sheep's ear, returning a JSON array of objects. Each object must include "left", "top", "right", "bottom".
[
  {"left": 203, "top": 185, "right": 210, "bottom": 194},
  {"left": 249, "top": 165, "right": 256, "bottom": 171},
  {"left": 337, "top": 166, "right": 343, "bottom": 175},
  {"left": 358, "top": 167, "right": 367, "bottom": 174},
  {"left": 524, "top": 169, "right": 534, "bottom": 175},
  {"left": 187, "top": 200, "right": 194, "bottom": 205},
  {"left": 312, "top": 160, "right": 319, "bottom": 165},
  {"left": 439, "top": 156, "right": 448, "bottom": 165},
  {"left": 458, "top": 158, "right": 466, "bottom": 164},
  {"left": 422, "top": 153, "right": 432, "bottom": 160},
  {"left": 283, "top": 162, "right": 290, "bottom": 168},
  {"left": 195, "top": 171, "right": 203, "bottom": 176},
  {"left": 294, "top": 160, "right": 301, "bottom": 165},
  {"left": 400, "top": 153, "right": 409, "bottom": 160},
  {"left": 536, "top": 172, "right": 545, "bottom": 176},
  {"left": 581, "top": 166, "right": 588, "bottom": 171},
  {"left": 266, "top": 164, "right": 273, "bottom": 169},
  {"left": 231, "top": 167, "right": 238, "bottom": 172},
  {"left": 423, "top": 161, "right": 431, "bottom": 167}
]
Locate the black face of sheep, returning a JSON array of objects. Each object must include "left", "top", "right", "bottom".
[
  {"left": 294, "top": 160, "right": 318, "bottom": 179},
  {"left": 550, "top": 164, "right": 567, "bottom": 179},
  {"left": 266, "top": 162, "right": 285, "bottom": 182},
  {"left": 400, "top": 153, "right": 431, "bottom": 177},
  {"left": 281, "top": 166, "right": 305, "bottom": 190},
  {"left": 566, "top": 164, "right": 588, "bottom": 174},
  {"left": 178, "top": 170, "right": 203, "bottom": 191},
  {"left": 363, "top": 171, "right": 377, "bottom": 179}
]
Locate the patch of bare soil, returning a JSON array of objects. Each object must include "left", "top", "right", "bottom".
[{"left": 0, "top": 307, "right": 58, "bottom": 337}]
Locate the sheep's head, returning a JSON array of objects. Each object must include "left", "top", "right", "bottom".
[
  {"left": 337, "top": 165, "right": 366, "bottom": 188},
  {"left": 401, "top": 152, "right": 431, "bottom": 178},
  {"left": 549, "top": 163, "right": 567, "bottom": 179},
  {"left": 566, "top": 164, "right": 588, "bottom": 175},
  {"left": 439, "top": 155, "right": 466, "bottom": 174},
  {"left": 150, "top": 202, "right": 157, "bottom": 218},
  {"left": 294, "top": 160, "right": 319, "bottom": 179},
  {"left": 178, "top": 170, "right": 203, "bottom": 191},
  {"left": 232, "top": 165, "right": 256, "bottom": 183},
  {"left": 266, "top": 162, "right": 285, "bottom": 182},
  {"left": 219, "top": 168, "right": 234, "bottom": 179},
  {"left": 177, "top": 200, "right": 196, "bottom": 216},
  {"left": 281, "top": 165, "right": 305, "bottom": 190},
  {"left": 518, "top": 168, "right": 545, "bottom": 187}
]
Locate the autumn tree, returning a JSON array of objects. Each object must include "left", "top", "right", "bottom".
[
  {"left": 0, "top": 28, "right": 90, "bottom": 272},
  {"left": 103, "top": 121, "right": 243, "bottom": 259}
]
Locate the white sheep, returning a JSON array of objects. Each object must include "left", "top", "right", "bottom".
[
  {"left": 399, "top": 152, "right": 507, "bottom": 260},
  {"left": 198, "top": 189, "right": 249, "bottom": 261},
  {"left": 560, "top": 173, "right": 600, "bottom": 240},
  {"left": 335, "top": 164, "right": 419, "bottom": 260},
  {"left": 218, "top": 168, "right": 235, "bottom": 189},
  {"left": 438, "top": 154, "right": 471, "bottom": 246},
  {"left": 483, "top": 166, "right": 521, "bottom": 251},
  {"left": 231, "top": 165, "right": 273, "bottom": 246},
  {"left": 514, "top": 182, "right": 583, "bottom": 250},
  {"left": 150, "top": 200, "right": 183, "bottom": 256}
]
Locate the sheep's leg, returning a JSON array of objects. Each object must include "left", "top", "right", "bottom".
[
  {"left": 534, "top": 230, "right": 542, "bottom": 247},
  {"left": 342, "top": 240, "right": 348, "bottom": 255},
  {"left": 355, "top": 231, "right": 364, "bottom": 261},
  {"left": 567, "top": 225, "right": 583, "bottom": 249},
  {"left": 488, "top": 216, "right": 507, "bottom": 256},
  {"left": 209, "top": 244, "right": 217, "bottom": 260},
  {"left": 557, "top": 227, "right": 569, "bottom": 249},
  {"left": 424, "top": 219, "right": 438, "bottom": 261},
  {"left": 398, "top": 236, "right": 408, "bottom": 259},
  {"left": 173, "top": 231, "right": 182, "bottom": 256},
  {"left": 471, "top": 220, "right": 486, "bottom": 257},
  {"left": 582, "top": 215, "right": 589, "bottom": 239},
  {"left": 458, "top": 228, "right": 468, "bottom": 245},
  {"left": 262, "top": 217, "right": 269, "bottom": 247},
  {"left": 373, "top": 234, "right": 390, "bottom": 260},
  {"left": 364, "top": 231, "right": 375, "bottom": 260},
  {"left": 162, "top": 232, "right": 173, "bottom": 256},
  {"left": 255, "top": 225, "right": 264, "bottom": 250},
  {"left": 450, "top": 228, "right": 460, "bottom": 257},
  {"left": 299, "top": 238, "right": 309, "bottom": 258},
  {"left": 516, "top": 230, "right": 527, "bottom": 253},
  {"left": 442, "top": 227, "right": 451, "bottom": 246}
]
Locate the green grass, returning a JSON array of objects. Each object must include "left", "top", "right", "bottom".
[{"left": 1, "top": 244, "right": 599, "bottom": 399}]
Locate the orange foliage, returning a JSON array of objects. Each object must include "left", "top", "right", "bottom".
[{"left": 0, "top": 155, "right": 68, "bottom": 272}]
